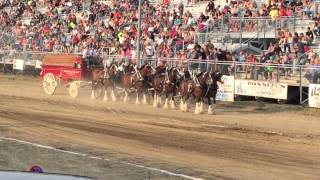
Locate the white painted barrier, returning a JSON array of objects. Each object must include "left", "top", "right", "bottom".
[
  {"left": 309, "top": 84, "right": 320, "bottom": 108},
  {"left": 216, "top": 76, "right": 234, "bottom": 102},
  {"left": 13, "top": 59, "right": 25, "bottom": 70},
  {"left": 235, "top": 80, "right": 288, "bottom": 100}
]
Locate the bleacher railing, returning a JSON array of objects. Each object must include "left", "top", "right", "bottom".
[
  {"left": 196, "top": 16, "right": 311, "bottom": 50},
  {"left": 0, "top": 51, "right": 318, "bottom": 82}
]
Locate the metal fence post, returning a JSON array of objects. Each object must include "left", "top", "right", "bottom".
[
  {"left": 240, "top": 17, "right": 243, "bottom": 51},
  {"left": 293, "top": 15, "right": 296, "bottom": 34},
  {"left": 136, "top": 0, "right": 143, "bottom": 68},
  {"left": 233, "top": 61, "right": 236, "bottom": 77},
  {"left": 182, "top": 40, "right": 185, "bottom": 51},
  {"left": 277, "top": 65, "right": 280, "bottom": 82},
  {"left": 221, "top": 18, "right": 224, "bottom": 33},
  {"left": 299, "top": 66, "right": 303, "bottom": 104},
  {"left": 254, "top": 63, "right": 258, "bottom": 80}
]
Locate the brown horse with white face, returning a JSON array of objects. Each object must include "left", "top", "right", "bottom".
[
  {"left": 120, "top": 63, "right": 135, "bottom": 103},
  {"left": 202, "top": 71, "right": 223, "bottom": 114},
  {"left": 179, "top": 71, "right": 212, "bottom": 114},
  {"left": 131, "top": 64, "right": 154, "bottom": 105},
  {"left": 91, "top": 67, "right": 105, "bottom": 99},
  {"left": 120, "top": 63, "right": 154, "bottom": 104},
  {"left": 152, "top": 65, "right": 167, "bottom": 108},
  {"left": 162, "top": 67, "right": 181, "bottom": 109},
  {"left": 102, "top": 64, "right": 118, "bottom": 101}
]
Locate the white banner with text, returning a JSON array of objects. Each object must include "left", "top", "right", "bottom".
[
  {"left": 235, "top": 80, "right": 288, "bottom": 99},
  {"left": 216, "top": 76, "right": 235, "bottom": 102}
]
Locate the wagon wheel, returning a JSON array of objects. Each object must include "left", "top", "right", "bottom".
[
  {"left": 68, "top": 82, "right": 79, "bottom": 98},
  {"left": 93, "top": 82, "right": 104, "bottom": 99},
  {"left": 43, "top": 73, "right": 58, "bottom": 95}
]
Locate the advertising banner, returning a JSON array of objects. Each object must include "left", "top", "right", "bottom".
[
  {"left": 35, "top": 60, "right": 42, "bottom": 69},
  {"left": 216, "top": 76, "right": 234, "bottom": 102},
  {"left": 309, "top": 84, "right": 320, "bottom": 108},
  {"left": 235, "top": 80, "right": 288, "bottom": 100},
  {"left": 13, "top": 59, "right": 24, "bottom": 70}
]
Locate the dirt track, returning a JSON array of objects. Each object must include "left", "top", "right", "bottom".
[{"left": 0, "top": 75, "right": 320, "bottom": 180}]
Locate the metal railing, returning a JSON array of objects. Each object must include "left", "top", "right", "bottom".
[
  {"left": 1, "top": 51, "right": 319, "bottom": 104},
  {"left": 205, "top": 16, "right": 308, "bottom": 34},
  {"left": 101, "top": 55, "right": 320, "bottom": 84},
  {"left": 1, "top": 51, "right": 319, "bottom": 84}
]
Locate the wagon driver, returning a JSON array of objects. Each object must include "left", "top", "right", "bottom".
[{"left": 82, "top": 47, "right": 92, "bottom": 69}]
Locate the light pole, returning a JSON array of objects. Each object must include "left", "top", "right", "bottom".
[{"left": 136, "top": 0, "right": 143, "bottom": 68}]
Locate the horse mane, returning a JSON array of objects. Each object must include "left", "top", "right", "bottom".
[
  {"left": 197, "top": 71, "right": 205, "bottom": 78},
  {"left": 123, "top": 64, "right": 134, "bottom": 74},
  {"left": 211, "top": 71, "right": 223, "bottom": 82},
  {"left": 139, "top": 64, "right": 146, "bottom": 71},
  {"left": 155, "top": 66, "right": 166, "bottom": 74},
  {"left": 109, "top": 63, "right": 117, "bottom": 69},
  {"left": 184, "top": 70, "right": 191, "bottom": 79}
]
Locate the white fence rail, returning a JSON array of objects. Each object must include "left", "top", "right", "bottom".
[{"left": 0, "top": 51, "right": 319, "bottom": 107}]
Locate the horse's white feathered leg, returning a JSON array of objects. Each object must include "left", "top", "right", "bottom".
[
  {"left": 195, "top": 102, "right": 200, "bottom": 114},
  {"left": 199, "top": 102, "right": 203, "bottom": 114},
  {"left": 123, "top": 91, "right": 128, "bottom": 103},
  {"left": 184, "top": 102, "right": 188, "bottom": 112},
  {"left": 91, "top": 90, "right": 95, "bottom": 99},
  {"left": 135, "top": 94, "right": 140, "bottom": 105},
  {"left": 180, "top": 99, "right": 184, "bottom": 111},
  {"left": 208, "top": 105, "right": 213, "bottom": 115},
  {"left": 111, "top": 90, "right": 117, "bottom": 102},
  {"left": 153, "top": 94, "right": 158, "bottom": 108},
  {"left": 170, "top": 99, "right": 176, "bottom": 109},
  {"left": 103, "top": 90, "right": 108, "bottom": 101},
  {"left": 142, "top": 94, "right": 147, "bottom": 105},
  {"left": 212, "top": 104, "right": 216, "bottom": 115},
  {"left": 163, "top": 98, "right": 168, "bottom": 109}
]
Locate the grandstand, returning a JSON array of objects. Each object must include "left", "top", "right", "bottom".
[
  {"left": 0, "top": 0, "right": 320, "bottom": 104},
  {"left": 0, "top": 0, "right": 319, "bottom": 54}
]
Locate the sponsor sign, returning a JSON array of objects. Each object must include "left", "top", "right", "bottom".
[
  {"left": 235, "top": 80, "right": 288, "bottom": 99},
  {"left": 35, "top": 60, "right": 42, "bottom": 69},
  {"left": 309, "top": 84, "right": 320, "bottom": 108},
  {"left": 216, "top": 76, "right": 234, "bottom": 102},
  {"left": 13, "top": 59, "right": 24, "bottom": 70}
]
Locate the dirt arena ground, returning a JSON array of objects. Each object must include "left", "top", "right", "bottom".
[{"left": 0, "top": 74, "right": 319, "bottom": 180}]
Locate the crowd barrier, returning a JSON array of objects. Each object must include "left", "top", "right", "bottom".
[{"left": 0, "top": 51, "right": 319, "bottom": 108}]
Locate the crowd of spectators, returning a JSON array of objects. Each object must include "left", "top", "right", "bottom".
[{"left": 0, "top": 0, "right": 319, "bottom": 83}]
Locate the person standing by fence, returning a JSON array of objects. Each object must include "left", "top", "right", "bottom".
[
  {"left": 145, "top": 41, "right": 155, "bottom": 66},
  {"left": 245, "top": 54, "right": 257, "bottom": 79}
]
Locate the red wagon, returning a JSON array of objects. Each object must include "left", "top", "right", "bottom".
[{"left": 40, "top": 54, "right": 103, "bottom": 98}]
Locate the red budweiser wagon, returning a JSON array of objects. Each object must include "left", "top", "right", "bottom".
[{"left": 40, "top": 54, "right": 103, "bottom": 98}]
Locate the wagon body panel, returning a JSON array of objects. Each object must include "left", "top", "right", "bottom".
[
  {"left": 40, "top": 54, "right": 93, "bottom": 97},
  {"left": 40, "top": 54, "right": 88, "bottom": 84},
  {"left": 41, "top": 65, "right": 85, "bottom": 83}
]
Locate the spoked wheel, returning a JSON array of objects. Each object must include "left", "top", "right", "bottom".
[
  {"left": 43, "top": 73, "right": 58, "bottom": 95},
  {"left": 68, "top": 82, "right": 79, "bottom": 98}
]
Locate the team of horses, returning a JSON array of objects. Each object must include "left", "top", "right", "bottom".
[{"left": 91, "top": 63, "right": 223, "bottom": 114}]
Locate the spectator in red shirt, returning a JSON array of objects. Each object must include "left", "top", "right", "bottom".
[{"left": 245, "top": 54, "right": 256, "bottom": 79}]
